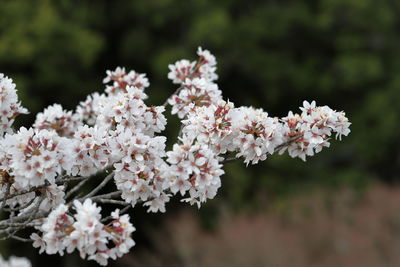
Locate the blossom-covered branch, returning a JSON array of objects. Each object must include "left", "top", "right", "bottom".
[{"left": 0, "top": 47, "right": 350, "bottom": 265}]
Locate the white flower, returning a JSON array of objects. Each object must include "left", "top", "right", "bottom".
[
  {"left": 103, "top": 67, "right": 149, "bottom": 95},
  {"left": 0, "top": 74, "right": 29, "bottom": 137},
  {"left": 280, "top": 101, "right": 351, "bottom": 161},
  {"left": 75, "top": 92, "right": 108, "bottom": 126},
  {"left": 0, "top": 47, "right": 349, "bottom": 267},
  {"left": 32, "top": 201, "right": 136, "bottom": 266},
  {"left": 66, "top": 125, "right": 114, "bottom": 177},
  {"left": 300, "top": 100, "right": 316, "bottom": 115},
  {"left": 182, "top": 100, "right": 236, "bottom": 154},
  {"left": 197, "top": 47, "right": 217, "bottom": 67},
  {"left": 143, "top": 193, "right": 170, "bottom": 213},
  {"left": 232, "top": 106, "right": 285, "bottom": 165},
  {"left": 40, "top": 203, "right": 72, "bottom": 255},
  {"left": 165, "top": 138, "right": 224, "bottom": 207},
  {"left": 197, "top": 47, "right": 218, "bottom": 82},
  {"left": 39, "top": 185, "right": 66, "bottom": 212},
  {"left": 168, "top": 78, "right": 222, "bottom": 118},
  {"left": 95, "top": 86, "right": 165, "bottom": 137},
  {"left": 0, "top": 127, "right": 68, "bottom": 189},
  {"left": 0, "top": 255, "right": 32, "bottom": 267},
  {"left": 34, "top": 104, "right": 79, "bottom": 137},
  {"left": 112, "top": 129, "right": 169, "bottom": 210},
  {"left": 31, "top": 233, "right": 46, "bottom": 254},
  {"left": 168, "top": 59, "right": 195, "bottom": 84}
]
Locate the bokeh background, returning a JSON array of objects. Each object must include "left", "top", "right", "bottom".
[{"left": 1, "top": 0, "right": 400, "bottom": 266}]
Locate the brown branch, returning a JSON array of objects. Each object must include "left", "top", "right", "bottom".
[{"left": 81, "top": 171, "right": 115, "bottom": 199}]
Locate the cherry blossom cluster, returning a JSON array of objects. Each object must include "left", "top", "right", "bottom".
[
  {"left": 74, "top": 67, "right": 150, "bottom": 128},
  {"left": 95, "top": 86, "right": 166, "bottom": 134},
  {"left": 0, "top": 127, "right": 68, "bottom": 212},
  {"left": 0, "top": 74, "right": 28, "bottom": 136},
  {"left": 75, "top": 92, "right": 106, "bottom": 126},
  {"left": 179, "top": 99, "right": 349, "bottom": 164},
  {"left": 168, "top": 48, "right": 221, "bottom": 118},
  {"left": 103, "top": 67, "right": 149, "bottom": 95},
  {"left": 67, "top": 125, "right": 115, "bottom": 177},
  {"left": 166, "top": 138, "right": 224, "bottom": 207},
  {"left": 279, "top": 101, "right": 351, "bottom": 161},
  {"left": 113, "top": 129, "right": 170, "bottom": 212},
  {"left": 33, "top": 104, "right": 78, "bottom": 137},
  {"left": 0, "top": 127, "right": 68, "bottom": 189},
  {"left": 31, "top": 199, "right": 135, "bottom": 266},
  {"left": 180, "top": 101, "right": 285, "bottom": 164},
  {"left": 168, "top": 47, "right": 218, "bottom": 85},
  {"left": 0, "top": 47, "right": 350, "bottom": 265},
  {"left": 0, "top": 255, "right": 31, "bottom": 267}
]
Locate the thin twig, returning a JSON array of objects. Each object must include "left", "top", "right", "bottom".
[
  {"left": 87, "top": 191, "right": 122, "bottom": 202},
  {"left": 221, "top": 157, "right": 239, "bottom": 164},
  {"left": 10, "top": 235, "right": 33, "bottom": 242},
  {"left": 0, "top": 178, "right": 76, "bottom": 203},
  {"left": 9, "top": 197, "right": 43, "bottom": 238},
  {"left": 0, "top": 169, "right": 109, "bottom": 203},
  {"left": 82, "top": 171, "right": 115, "bottom": 199},
  {"left": 74, "top": 191, "right": 122, "bottom": 204},
  {"left": 0, "top": 183, "right": 11, "bottom": 210},
  {"left": 94, "top": 199, "right": 129, "bottom": 206},
  {"left": 65, "top": 178, "right": 90, "bottom": 199},
  {"left": 0, "top": 221, "right": 40, "bottom": 228},
  {"left": 2, "top": 197, "right": 36, "bottom": 212}
]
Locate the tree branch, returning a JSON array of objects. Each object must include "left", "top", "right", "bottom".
[{"left": 82, "top": 171, "right": 115, "bottom": 199}]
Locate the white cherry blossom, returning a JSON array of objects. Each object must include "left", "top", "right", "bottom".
[
  {"left": 0, "top": 255, "right": 31, "bottom": 267},
  {"left": 0, "top": 47, "right": 350, "bottom": 265},
  {"left": 0, "top": 74, "right": 28, "bottom": 137}
]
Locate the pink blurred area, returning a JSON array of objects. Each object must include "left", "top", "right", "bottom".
[{"left": 118, "top": 184, "right": 400, "bottom": 267}]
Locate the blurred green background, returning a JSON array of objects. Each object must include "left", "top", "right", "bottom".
[{"left": 1, "top": 0, "right": 399, "bottom": 266}]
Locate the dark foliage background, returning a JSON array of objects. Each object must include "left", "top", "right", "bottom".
[{"left": 0, "top": 0, "right": 398, "bottom": 266}]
